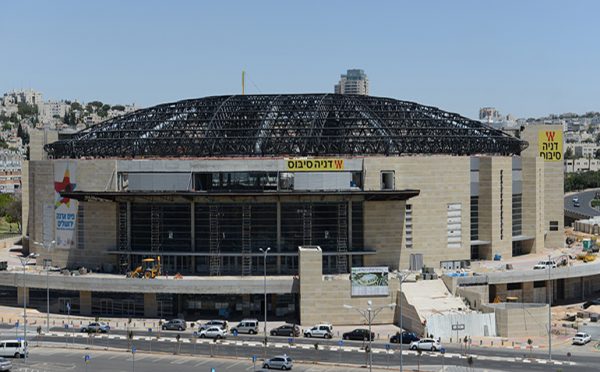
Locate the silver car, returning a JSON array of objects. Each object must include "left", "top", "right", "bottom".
[
  {"left": 263, "top": 355, "right": 293, "bottom": 370},
  {"left": 0, "top": 357, "right": 12, "bottom": 372}
]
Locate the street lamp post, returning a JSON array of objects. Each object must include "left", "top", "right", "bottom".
[
  {"left": 34, "top": 240, "right": 55, "bottom": 333},
  {"left": 344, "top": 301, "right": 396, "bottom": 372},
  {"left": 18, "top": 252, "right": 39, "bottom": 364},
  {"left": 396, "top": 272, "right": 409, "bottom": 372},
  {"left": 548, "top": 254, "right": 552, "bottom": 361},
  {"left": 259, "top": 247, "right": 271, "bottom": 353}
]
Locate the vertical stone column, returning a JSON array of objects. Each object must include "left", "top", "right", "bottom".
[
  {"left": 144, "top": 293, "right": 158, "bottom": 318},
  {"left": 298, "top": 246, "right": 323, "bottom": 325},
  {"left": 17, "top": 287, "right": 29, "bottom": 306},
  {"left": 80, "top": 291, "right": 92, "bottom": 316}
]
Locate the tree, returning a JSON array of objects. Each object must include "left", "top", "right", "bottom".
[
  {"left": 112, "top": 105, "right": 125, "bottom": 111},
  {"left": 0, "top": 194, "right": 21, "bottom": 233},
  {"left": 2, "top": 123, "right": 11, "bottom": 131},
  {"left": 70, "top": 102, "right": 82, "bottom": 111},
  {"left": 595, "top": 149, "right": 600, "bottom": 160},
  {"left": 564, "top": 147, "right": 574, "bottom": 159}
]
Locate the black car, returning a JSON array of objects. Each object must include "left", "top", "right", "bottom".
[
  {"left": 390, "top": 331, "right": 420, "bottom": 344},
  {"left": 270, "top": 324, "right": 301, "bottom": 337},
  {"left": 342, "top": 328, "right": 375, "bottom": 341}
]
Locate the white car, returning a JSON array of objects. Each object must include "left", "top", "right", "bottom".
[
  {"left": 303, "top": 324, "right": 333, "bottom": 338},
  {"left": 409, "top": 338, "right": 442, "bottom": 351},
  {"left": 199, "top": 326, "right": 227, "bottom": 339},
  {"left": 572, "top": 332, "right": 591, "bottom": 345},
  {"left": 0, "top": 357, "right": 12, "bottom": 372},
  {"left": 533, "top": 260, "right": 557, "bottom": 270}
]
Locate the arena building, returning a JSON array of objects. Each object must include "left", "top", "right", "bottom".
[{"left": 11, "top": 94, "right": 564, "bottom": 323}]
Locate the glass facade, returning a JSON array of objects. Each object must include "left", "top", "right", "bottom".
[
  {"left": 125, "top": 200, "right": 365, "bottom": 275},
  {"left": 194, "top": 172, "right": 278, "bottom": 191},
  {"left": 512, "top": 194, "right": 522, "bottom": 236}
]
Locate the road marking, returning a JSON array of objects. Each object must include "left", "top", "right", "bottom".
[
  {"left": 194, "top": 360, "right": 209, "bottom": 367},
  {"left": 225, "top": 361, "right": 243, "bottom": 369},
  {"left": 170, "top": 358, "right": 189, "bottom": 364}
]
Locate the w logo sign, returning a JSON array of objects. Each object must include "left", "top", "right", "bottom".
[{"left": 538, "top": 130, "right": 562, "bottom": 162}]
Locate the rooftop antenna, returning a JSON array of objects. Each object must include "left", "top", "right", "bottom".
[{"left": 242, "top": 70, "right": 245, "bottom": 95}]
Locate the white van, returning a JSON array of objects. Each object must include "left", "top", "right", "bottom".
[
  {"left": 0, "top": 339, "right": 27, "bottom": 358},
  {"left": 230, "top": 319, "right": 259, "bottom": 334}
]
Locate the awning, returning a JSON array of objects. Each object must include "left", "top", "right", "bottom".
[{"left": 61, "top": 189, "right": 420, "bottom": 202}]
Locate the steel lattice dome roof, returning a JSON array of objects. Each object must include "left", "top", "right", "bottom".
[{"left": 45, "top": 94, "right": 527, "bottom": 158}]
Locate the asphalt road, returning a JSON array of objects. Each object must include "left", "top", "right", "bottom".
[
  {"left": 5, "top": 343, "right": 595, "bottom": 372},
  {"left": 3, "top": 330, "right": 596, "bottom": 372},
  {"left": 564, "top": 189, "right": 600, "bottom": 218}
]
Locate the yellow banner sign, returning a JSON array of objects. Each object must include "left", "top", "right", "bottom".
[
  {"left": 285, "top": 158, "right": 345, "bottom": 171},
  {"left": 538, "top": 130, "right": 563, "bottom": 162}
]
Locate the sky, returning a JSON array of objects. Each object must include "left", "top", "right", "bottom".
[{"left": 1, "top": 0, "right": 599, "bottom": 119}]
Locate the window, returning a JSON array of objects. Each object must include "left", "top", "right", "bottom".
[
  {"left": 512, "top": 194, "right": 522, "bottom": 236},
  {"left": 500, "top": 170, "right": 504, "bottom": 240},
  {"left": 534, "top": 281, "right": 546, "bottom": 288},
  {"left": 549, "top": 221, "right": 559, "bottom": 231},
  {"left": 447, "top": 203, "right": 462, "bottom": 249},
  {"left": 381, "top": 171, "right": 394, "bottom": 190},
  {"left": 405, "top": 205, "right": 413, "bottom": 249},
  {"left": 507, "top": 283, "right": 522, "bottom": 291},
  {"left": 470, "top": 196, "right": 479, "bottom": 241}
]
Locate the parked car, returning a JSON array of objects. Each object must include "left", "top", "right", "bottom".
[
  {"left": 198, "top": 320, "right": 228, "bottom": 331},
  {"left": 572, "top": 332, "right": 591, "bottom": 345},
  {"left": 0, "top": 357, "right": 12, "bottom": 371},
  {"left": 303, "top": 324, "right": 333, "bottom": 339},
  {"left": 409, "top": 338, "right": 442, "bottom": 351},
  {"left": 162, "top": 319, "right": 187, "bottom": 331},
  {"left": 533, "top": 260, "right": 557, "bottom": 270},
  {"left": 583, "top": 298, "right": 600, "bottom": 309},
  {"left": 0, "top": 339, "right": 27, "bottom": 358},
  {"left": 342, "top": 328, "right": 375, "bottom": 341},
  {"left": 390, "top": 331, "right": 420, "bottom": 344},
  {"left": 574, "top": 201, "right": 581, "bottom": 208},
  {"left": 230, "top": 319, "right": 259, "bottom": 334},
  {"left": 270, "top": 324, "right": 300, "bottom": 337},
  {"left": 263, "top": 355, "right": 293, "bottom": 370},
  {"left": 573, "top": 196, "right": 579, "bottom": 203},
  {"left": 80, "top": 322, "right": 110, "bottom": 333},
  {"left": 199, "top": 326, "right": 227, "bottom": 339}
]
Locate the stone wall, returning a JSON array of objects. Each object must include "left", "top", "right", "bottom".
[{"left": 298, "top": 246, "right": 398, "bottom": 326}]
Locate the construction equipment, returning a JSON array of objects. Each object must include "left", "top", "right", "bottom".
[
  {"left": 127, "top": 257, "right": 161, "bottom": 279},
  {"left": 577, "top": 252, "right": 596, "bottom": 263}
]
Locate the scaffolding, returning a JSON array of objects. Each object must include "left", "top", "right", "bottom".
[
  {"left": 118, "top": 203, "right": 128, "bottom": 251},
  {"left": 336, "top": 203, "right": 348, "bottom": 273},
  {"left": 241, "top": 205, "right": 252, "bottom": 276},
  {"left": 150, "top": 205, "right": 161, "bottom": 253},
  {"left": 302, "top": 205, "right": 312, "bottom": 246},
  {"left": 209, "top": 205, "right": 221, "bottom": 276}
]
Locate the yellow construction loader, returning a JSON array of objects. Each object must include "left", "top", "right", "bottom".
[{"left": 127, "top": 257, "right": 161, "bottom": 279}]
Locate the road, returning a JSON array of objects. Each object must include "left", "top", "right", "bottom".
[
  {"left": 1, "top": 328, "right": 595, "bottom": 372},
  {"left": 564, "top": 189, "right": 600, "bottom": 218},
  {"left": 4, "top": 344, "right": 594, "bottom": 372}
]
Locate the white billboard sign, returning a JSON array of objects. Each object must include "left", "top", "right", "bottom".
[
  {"left": 351, "top": 266, "right": 389, "bottom": 296},
  {"left": 54, "top": 161, "right": 78, "bottom": 249}
]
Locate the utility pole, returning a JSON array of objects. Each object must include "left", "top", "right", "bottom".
[
  {"left": 19, "top": 253, "right": 38, "bottom": 364},
  {"left": 259, "top": 247, "right": 270, "bottom": 357},
  {"left": 548, "top": 254, "right": 552, "bottom": 361},
  {"left": 344, "top": 301, "right": 396, "bottom": 372}
]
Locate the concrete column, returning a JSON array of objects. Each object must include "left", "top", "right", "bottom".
[
  {"left": 522, "top": 281, "right": 534, "bottom": 303},
  {"left": 191, "top": 201, "right": 196, "bottom": 273},
  {"left": 126, "top": 201, "right": 131, "bottom": 250},
  {"left": 144, "top": 293, "right": 158, "bottom": 318},
  {"left": 17, "top": 287, "right": 29, "bottom": 306},
  {"left": 347, "top": 200, "right": 353, "bottom": 250},
  {"left": 242, "top": 294, "right": 251, "bottom": 317},
  {"left": 276, "top": 200, "right": 281, "bottom": 274},
  {"left": 80, "top": 291, "right": 92, "bottom": 316}
]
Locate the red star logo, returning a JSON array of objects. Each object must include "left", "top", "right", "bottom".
[{"left": 54, "top": 168, "right": 77, "bottom": 208}]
